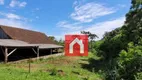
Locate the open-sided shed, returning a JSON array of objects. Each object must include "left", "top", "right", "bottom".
[
  {"left": 0, "top": 25, "right": 63, "bottom": 62},
  {"left": 0, "top": 39, "right": 39, "bottom": 63}
]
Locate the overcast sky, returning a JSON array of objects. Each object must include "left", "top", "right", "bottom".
[{"left": 0, "top": 0, "right": 131, "bottom": 40}]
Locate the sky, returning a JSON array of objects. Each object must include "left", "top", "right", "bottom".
[{"left": 0, "top": 0, "right": 131, "bottom": 40}]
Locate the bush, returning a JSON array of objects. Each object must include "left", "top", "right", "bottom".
[
  {"left": 117, "top": 42, "right": 142, "bottom": 80},
  {"left": 50, "top": 68, "right": 58, "bottom": 76},
  {"left": 135, "top": 72, "right": 142, "bottom": 80},
  {"left": 102, "top": 41, "right": 142, "bottom": 80}
]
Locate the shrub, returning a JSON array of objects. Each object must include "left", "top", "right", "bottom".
[
  {"left": 117, "top": 42, "right": 142, "bottom": 80},
  {"left": 135, "top": 72, "right": 142, "bottom": 80},
  {"left": 50, "top": 68, "right": 58, "bottom": 76}
]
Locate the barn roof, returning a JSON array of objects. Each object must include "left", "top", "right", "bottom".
[
  {"left": 32, "top": 44, "right": 63, "bottom": 49},
  {"left": 0, "top": 39, "right": 38, "bottom": 48},
  {"left": 0, "top": 39, "right": 62, "bottom": 49},
  {"left": 0, "top": 25, "right": 56, "bottom": 44}
]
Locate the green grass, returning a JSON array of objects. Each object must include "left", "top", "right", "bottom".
[{"left": 0, "top": 53, "right": 103, "bottom": 80}]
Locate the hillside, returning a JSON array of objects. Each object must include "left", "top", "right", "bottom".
[{"left": 0, "top": 53, "right": 103, "bottom": 80}]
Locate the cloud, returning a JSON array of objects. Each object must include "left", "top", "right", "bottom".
[
  {"left": 0, "top": 0, "right": 4, "bottom": 5},
  {"left": 73, "top": 0, "right": 86, "bottom": 7},
  {"left": 55, "top": 1, "right": 125, "bottom": 40},
  {"left": 0, "top": 18, "right": 31, "bottom": 29},
  {"left": 0, "top": 12, "right": 23, "bottom": 20},
  {"left": 0, "top": 12, "right": 32, "bottom": 29},
  {"left": 85, "top": 17, "right": 125, "bottom": 40},
  {"left": 6, "top": 13, "right": 21, "bottom": 19},
  {"left": 117, "top": 4, "right": 127, "bottom": 8},
  {"left": 73, "top": 1, "right": 78, "bottom": 7},
  {"left": 9, "top": 0, "right": 27, "bottom": 8},
  {"left": 57, "top": 21, "right": 82, "bottom": 30},
  {"left": 35, "top": 8, "right": 40, "bottom": 11},
  {"left": 57, "top": 17, "right": 125, "bottom": 40},
  {"left": 19, "top": 2, "right": 27, "bottom": 7},
  {"left": 32, "top": 8, "right": 40, "bottom": 13},
  {"left": 71, "top": 2, "right": 116, "bottom": 23}
]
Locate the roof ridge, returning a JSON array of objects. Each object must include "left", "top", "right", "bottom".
[{"left": 0, "top": 25, "right": 44, "bottom": 34}]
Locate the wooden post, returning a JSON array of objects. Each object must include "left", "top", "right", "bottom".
[
  {"left": 37, "top": 47, "right": 39, "bottom": 59},
  {"left": 51, "top": 48, "right": 52, "bottom": 54},
  {"left": 4, "top": 47, "right": 8, "bottom": 63}
]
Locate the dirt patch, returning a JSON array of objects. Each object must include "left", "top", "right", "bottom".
[{"left": 15, "top": 64, "right": 38, "bottom": 71}]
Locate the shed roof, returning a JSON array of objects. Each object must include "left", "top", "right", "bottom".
[
  {"left": 0, "top": 39, "right": 38, "bottom": 48},
  {"left": 0, "top": 39, "right": 63, "bottom": 49},
  {"left": 0, "top": 25, "right": 55, "bottom": 44},
  {"left": 32, "top": 44, "right": 63, "bottom": 49}
]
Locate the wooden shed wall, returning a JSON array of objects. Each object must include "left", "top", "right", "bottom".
[{"left": 0, "top": 28, "right": 10, "bottom": 39}]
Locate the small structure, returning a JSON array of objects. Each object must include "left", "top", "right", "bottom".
[{"left": 0, "top": 25, "right": 63, "bottom": 63}]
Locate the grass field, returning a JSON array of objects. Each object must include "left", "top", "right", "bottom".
[{"left": 0, "top": 53, "right": 103, "bottom": 80}]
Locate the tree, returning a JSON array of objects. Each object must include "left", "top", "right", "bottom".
[
  {"left": 58, "top": 39, "right": 64, "bottom": 46},
  {"left": 98, "top": 0, "right": 142, "bottom": 60},
  {"left": 95, "top": 0, "right": 142, "bottom": 79},
  {"left": 103, "top": 28, "right": 120, "bottom": 40},
  {"left": 48, "top": 36, "right": 56, "bottom": 41},
  {"left": 81, "top": 31, "right": 98, "bottom": 52},
  {"left": 48, "top": 36, "right": 58, "bottom": 44}
]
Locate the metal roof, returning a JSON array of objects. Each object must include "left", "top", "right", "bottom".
[
  {"left": 0, "top": 39, "right": 38, "bottom": 48},
  {"left": 0, "top": 39, "right": 63, "bottom": 49},
  {"left": 32, "top": 44, "right": 63, "bottom": 49}
]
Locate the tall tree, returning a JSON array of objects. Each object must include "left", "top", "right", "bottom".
[
  {"left": 81, "top": 31, "right": 98, "bottom": 51},
  {"left": 97, "top": 0, "right": 142, "bottom": 79}
]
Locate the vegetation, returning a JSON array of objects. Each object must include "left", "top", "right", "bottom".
[
  {"left": 86, "top": 0, "right": 142, "bottom": 80},
  {"left": 0, "top": 53, "right": 103, "bottom": 80},
  {"left": 48, "top": 36, "right": 64, "bottom": 46},
  {"left": 0, "top": 0, "right": 141, "bottom": 80},
  {"left": 81, "top": 31, "right": 98, "bottom": 52}
]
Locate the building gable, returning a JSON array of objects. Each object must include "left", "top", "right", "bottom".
[{"left": 0, "top": 25, "right": 55, "bottom": 44}]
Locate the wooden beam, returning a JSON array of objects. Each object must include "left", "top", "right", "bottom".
[
  {"left": 4, "top": 47, "right": 8, "bottom": 63},
  {"left": 32, "top": 47, "right": 39, "bottom": 59},
  {"left": 7, "top": 48, "right": 17, "bottom": 57},
  {"left": 32, "top": 48, "right": 37, "bottom": 54}
]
